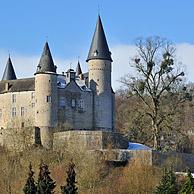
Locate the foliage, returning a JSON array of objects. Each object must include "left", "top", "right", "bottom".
[
  {"left": 120, "top": 36, "right": 192, "bottom": 149},
  {"left": 36, "top": 161, "right": 56, "bottom": 194},
  {"left": 61, "top": 160, "right": 78, "bottom": 194},
  {"left": 155, "top": 168, "right": 178, "bottom": 194},
  {"left": 0, "top": 146, "right": 163, "bottom": 194},
  {"left": 23, "top": 163, "right": 37, "bottom": 194},
  {"left": 179, "top": 169, "right": 194, "bottom": 194}
]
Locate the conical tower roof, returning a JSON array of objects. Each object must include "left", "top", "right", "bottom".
[
  {"left": 36, "top": 42, "right": 56, "bottom": 74},
  {"left": 76, "top": 61, "right": 82, "bottom": 76},
  {"left": 86, "top": 15, "right": 112, "bottom": 62},
  {"left": 2, "top": 56, "right": 17, "bottom": 80}
]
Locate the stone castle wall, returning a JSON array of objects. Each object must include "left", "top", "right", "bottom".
[
  {"left": 53, "top": 130, "right": 128, "bottom": 150},
  {"left": 0, "top": 91, "right": 35, "bottom": 129},
  {"left": 57, "top": 81, "right": 93, "bottom": 130},
  {"left": 0, "top": 76, "right": 94, "bottom": 135},
  {"left": 101, "top": 149, "right": 194, "bottom": 171}
]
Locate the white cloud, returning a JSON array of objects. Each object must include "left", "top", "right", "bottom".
[
  {"left": 176, "top": 43, "right": 194, "bottom": 83},
  {"left": 0, "top": 50, "right": 37, "bottom": 79},
  {"left": 111, "top": 43, "right": 194, "bottom": 90},
  {"left": 0, "top": 50, "right": 83, "bottom": 79},
  {"left": 111, "top": 45, "right": 137, "bottom": 90},
  {"left": 0, "top": 43, "right": 194, "bottom": 91}
]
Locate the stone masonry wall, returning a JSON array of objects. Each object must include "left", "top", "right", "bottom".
[
  {"left": 0, "top": 91, "right": 35, "bottom": 129},
  {"left": 53, "top": 130, "right": 128, "bottom": 150},
  {"left": 57, "top": 81, "right": 93, "bottom": 130},
  {"left": 88, "top": 59, "right": 114, "bottom": 130}
]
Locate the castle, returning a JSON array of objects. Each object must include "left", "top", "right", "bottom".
[
  {"left": 2, "top": 15, "right": 194, "bottom": 172},
  {"left": 0, "top": 15, "right": 117, "bottom": 149}
]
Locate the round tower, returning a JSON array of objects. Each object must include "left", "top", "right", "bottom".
[
  {"left": 87, "top": 15, "right": 115, "bottom": 131},
  {"left": 35, "top": 42, "right": 58, "bottom": 149}
]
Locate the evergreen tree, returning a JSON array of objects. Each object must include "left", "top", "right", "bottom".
[
  {"left": 179, "top": 169, "right": 194, "bottom": 194},
  {"left": 61, "top": 160, "right": 78, "bottom": 194},
  {"left": 23, "top": 162, "right": 37, "bottom": 194},
  {"left": 37, "top": 161, "right": 56, "bottom": 194},
  {"left": 155, "top": 168, "right": 178, "bottom": 194}
]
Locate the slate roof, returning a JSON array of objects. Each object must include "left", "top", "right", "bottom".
[
  {"left": 86, "top": 15, "right": 112, "bottom": 62},
  {"left": 76, "top": 61, "right": 82, "bottom": 76},
  {"left": 66, "top": 69, "right": 75, "bottom": 72},
  {"left": 35, "top": 42, "right": 57, "bottom": 74},
  {"left": 2, "top": 57, "right": 17, "bottom": 81},
  {"left": 0, "top": 78, "right": 35, "bottom": 94}
]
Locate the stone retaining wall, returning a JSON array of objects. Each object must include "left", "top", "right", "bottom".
[{"left": 53, "top": 130, "right": 128, "bottom": 150}]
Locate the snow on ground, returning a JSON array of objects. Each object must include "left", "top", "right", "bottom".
[
  {"left": 128, "top": 142, "right": 152, "bottom": 150},
  {"left": 175, "top": 172, "right": 194, "bottom": 177}
]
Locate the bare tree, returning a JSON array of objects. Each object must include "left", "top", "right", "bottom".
[{"left": 121, "top": 37, "right": 191, "bottom": 150}]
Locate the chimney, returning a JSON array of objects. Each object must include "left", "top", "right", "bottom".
[{"left": 5, "top": 82, "right": 11, "bottom": 91}]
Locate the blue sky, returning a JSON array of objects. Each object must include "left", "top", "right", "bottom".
[{"left": 0, "top": 0, "right": 194, "bottom": 89}]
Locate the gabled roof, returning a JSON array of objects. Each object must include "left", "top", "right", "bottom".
[
  {"left": 76, "top": 61, "right": 82, "bottom": 76},
  {"left": 86, "top": 15, "right": 112, "bottom": 62},
  {"left": 63, "top": 79, "right": 91, "bottom": 93},
  {"left": 35, "top": 42, "right": 56, "bottom": 74},
  {"left": 0, "top": 78, "right": 35, "bottom": 94},
  {"left": 2, "top": 57, "right": 17, "bottom": 81}
]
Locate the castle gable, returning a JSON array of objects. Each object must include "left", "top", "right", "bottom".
[{"left": 64, "top": 80, "right": 91, "bottom": 93}]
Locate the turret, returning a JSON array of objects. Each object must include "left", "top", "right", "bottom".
[
  {"left": 87, "top": 15, "right": 114, "bottom": 131},
  {"left": 76, "top": 61, "right": 82, "bottom": 76},
  {"left": 76, "top": 61, "right": 83, "bottom": 79},
  {"left": 2, "top": 56, "right": 17, "bottom": 81},
  {"left": 66, "top": 68, "right": 76, "bottom": 83},
  {"left": 35, "top": 42, "right": 58, "bottom": 148},
  {"left": 86, "top": 15, "right": 112, "bottom": 63}
]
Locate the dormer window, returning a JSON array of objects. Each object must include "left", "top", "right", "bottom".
[
  {"left": 94, "top": 50, "right": 98, "bottom": 57},
  {"left": 37, "top": 64, "right": 41, "bottom": 71}
]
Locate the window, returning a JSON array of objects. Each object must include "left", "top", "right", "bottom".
[
  {"left": 46, "top": 96, "right": 51, "bottom": 103},
  {"left": 0, "top": 109, "right": 2, "bottom": 118},
  {"left": 60, "top": 97, "right": 66, "bottom": 107},
  {"left": 12, "top": 94, "right": 16, "bottom": 103},
  {"left": 70, "top": 73, "right": 75, "bottom": 80},
  {"left": 12, "top": 107, "right": 16, "bottom": 117},
  {"left": 79, "top": 99, "right": 84, "bottom": 109},
  {"left": 71, "top": 99, "right": 76, "bottom": 108},
  {"left": 31, "top": 92, "right": 35, "bottom": 100},
  {"left": 21, "top": 122, "right": 25, "bottom": 128},
  {"left": 21, "top": 107, "right": 25, "bottom": 116}
]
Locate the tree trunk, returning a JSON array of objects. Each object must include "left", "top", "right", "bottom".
[
  {"left": 153, "top": 123, "right": 160, "bottom": 150},
  {"left": 153, "top": 133, "right": 160, "bottom": 150}
]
